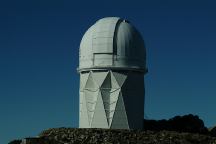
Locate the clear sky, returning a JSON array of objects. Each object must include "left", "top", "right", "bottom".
[{"left": 1, "top": 0, "right": 216, "bottom": 143}]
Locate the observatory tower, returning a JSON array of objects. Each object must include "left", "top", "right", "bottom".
[{"left": 78, "top": 17, "right": 147, "bottom": 129}]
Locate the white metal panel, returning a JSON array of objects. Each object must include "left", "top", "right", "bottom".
[
  {"left": 91, "top": 91, "right": 109, "bottom": 128},
  {"left": 110, "top": 92, "right": 129, "bottom": 129},
  {"left": 101, "top": 71, "right": 111, "bottom": 88},
  {"left": 80, "top": 72, "right": 90, "bottom": 90},
  {"left": 79, "top": 70, "right": 144, "bottom": 129},
  {"left": 110, "top": 89, "right": 120, "bottom": 103},
  {"left": 92, "top": 17, "right": 119, "bottom": 54},
  {"left": 78, "top": 17, "right": 146, "bottom": 71},
  {"left": 112, "top": 71, "right": 127, "bottom": 87},
  {"left": 92, "top": 41, "right": 113, "bottom": 53},
  {"left": 93, "top": 31, "right": 113, "bottom": 38},
  {"left": 108, "top": 89, "right": 120, "bottom": 126},
  {"left": 79, "top": 25, "right": 94, "bottom": 59},
  {"left": 85, "top": 71, "right": 98, "bottom": 90},
  {"left": 93, "top": 54, "right": 113, "bottom": 66},
  {"left": 79, "top": 91, "right": 90, "bottom": 128},
  {"left": 110, "top": 71, "right": 120, "bottom": 88},
  {"left": 91, "top": 71, "right": 108, "bottom": 87}
]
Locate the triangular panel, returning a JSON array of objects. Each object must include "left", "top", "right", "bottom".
[
  {"left": 101, "top": 89, "right": 111, "bottom": 125},
  {"left": 91, "top": 91, "right": 109, "bottom": 128},
  {"left": 110, "top": 92, "right": 129, "bottom": 129},
  {"left": 101, "top": 89, "right": 120, "bottom": 126},
  {"left": 101, "top": 89, "right": 110, "bottom": 102},
  {"left": 85, "top": 72, "right": 98, "bottom": 90},
  {"left": 79, "top": 91, "right": 90, "bottom": 128},
  {"left": 80, "top": 72, "right": 90, "bottom": 90},
  {"left": 91, "top": 71, "right": 108, "bottom": 87},
  {"left": 107, "top": 89, "right": 120, "bottom": 126},
  {"left": 79, "top": 91, "right": 84, "bottom": 118},
  {"left": 84, "top": 90, "right": 98, "bottom": 105},
  {"left": 110, "top": 71, "right": 120, "bottom": 88},
  {"left": 110, "top": 89, "right": 120, "bottom": 105},
  {"left": 112, "top": 72, "right": 127, "bottom": 87},
  {"left": 84, "top": 90, "right": 99, "bottom": 125},
  {"left": 101, "top": 71, "right": 111, "bottom": 88}
]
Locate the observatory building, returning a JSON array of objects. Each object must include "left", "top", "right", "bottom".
[{"left": 78, "top": 17, "right": 147, "bottom": 129}]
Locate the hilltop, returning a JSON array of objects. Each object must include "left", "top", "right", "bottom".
[{"left": 9, "top": 114, "right": 216, "bottom": 144}]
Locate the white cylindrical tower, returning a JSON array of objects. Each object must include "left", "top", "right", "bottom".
[{"left": 78, "top": 17, "right": 147, "bottom": 129}]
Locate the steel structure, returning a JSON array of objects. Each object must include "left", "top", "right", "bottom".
[{"left": 78, "top": 17, "right": 147, "bottom": 129}]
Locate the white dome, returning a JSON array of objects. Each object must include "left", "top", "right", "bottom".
[{"left": 78, "top": 17, "right": 147, "bottom": 73}]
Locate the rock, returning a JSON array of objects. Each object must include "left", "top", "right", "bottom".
[
  {"left": 8, "top": 137, "right": 58, "bottom": 144},
  {"left": 37, "top": 127, "right": 216, "bottom": 144}
]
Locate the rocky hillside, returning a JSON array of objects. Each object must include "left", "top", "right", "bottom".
[
  {"left": 9, "top": 114, "right": 216, "bottom": 144},
  {"left": 9, "top": 128, "right": 216, "bottom": 144},
  {"left": 41, "top": 128, "right": 216, "bottom": 144}
]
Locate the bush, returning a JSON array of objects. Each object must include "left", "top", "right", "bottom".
[
  {"left": 210, "top": 127, "right": 216, "bottom": 137},
  {"left": 8, "top": 139, "right": 21, "bottom": 144},
  {"left": 144, "top": 114, "right": 208, "bottom": 134}
]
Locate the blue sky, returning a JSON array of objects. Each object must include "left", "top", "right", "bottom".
[{"left": 1, "top": 0, "right": 216, "bottom": 143}]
